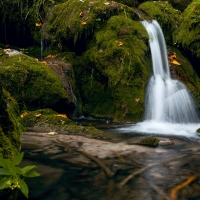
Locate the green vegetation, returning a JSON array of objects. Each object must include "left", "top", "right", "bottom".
[
  {"left": 175, "top": 0, "right": 200, "bottom": 58},
  {"left": 0, "top": 152, "right": 40, "bottom": 199},
  {"left": 139, "top": 1, "right": 180, "bottom": 43},
  {"left": 0, "top": 51, "right": 69, "bottom": 112},
  {"left": 0, "top": 87, "right": 22, "bottom": 160},
  {"left": 21, "top": 108, "right": 111, "bottom": 139}
]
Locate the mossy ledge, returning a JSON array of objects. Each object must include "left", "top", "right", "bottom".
[{"left": 20, "top": 108, "right": 111, "bottom": 140}]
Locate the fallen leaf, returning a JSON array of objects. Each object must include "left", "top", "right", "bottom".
[
  {"left": 135, "top": 98, "right": 140, "bottom": 102},
  {"left": 36, "top": 23, "right": 42, "bottom": 27},
  {"left": 54, "top": 114, "right": 67, "bottom": 118},
  {"left": 21, "top": 112, "right": 28, "bottom": 118},
  {"left": 35, "top": 114, "right": 42, "bottom": 117},
  {"left": 41, "top": 61, "right": 48, "bottom": 65},
  {"left": 79, "top": 11, "right": 83, "bottom": 17},
  {"left": 171, "top": 60, "right": 181, "bottom": 65},
  {"left": 48, "top": 132, "right": 58, "bottom": 135},
  {"left": 104, "top": 2, "right": 110, "bottom": 5},
  {"left": 118, "top": 41, "right": 123, "bottom": 46},
  {"left": 81, "top": 21, "right": 87, "bottom": 25}
]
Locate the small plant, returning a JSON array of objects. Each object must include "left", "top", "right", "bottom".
[{"left": 0, "top": 152, "right": 40, "bottom": 198}]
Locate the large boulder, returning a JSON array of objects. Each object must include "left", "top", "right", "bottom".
[{"left": 0, "top": 49, "right": 75, "bottom": 116}]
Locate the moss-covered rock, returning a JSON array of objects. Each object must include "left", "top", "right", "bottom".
[
  {"left": 21, "top": 108, "right": 110, "bottom": 140},
  {"left": 0, "top": 50, "right": 74, "bottom": 115},
  {"left": 41, "top": 0, "right": 139, "bottom": 52},
  {"left": 74, "top": 16, "right": 150, "bottom": 122},
  {"left": 139, "top": 136, "right": 159, "bottom": 147},
  {"left": 0, "top": 84, "right": 22, "bottom": 159},
  {"left": 175, "top": 0, "right": 200, "bottom": 58},
  {"left": 139, "top": 1, "right": 181, "bottom": 43}
]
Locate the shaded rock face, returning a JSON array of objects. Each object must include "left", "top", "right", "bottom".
[
  {"left": 0, "top": 83, "right": 21, "bottom": 159},
  {"left": 168, "top": 0, "right": 192, "bottom": 12},
  {"left": 0, "top": 50, "right": 75, "bottom": 116}
]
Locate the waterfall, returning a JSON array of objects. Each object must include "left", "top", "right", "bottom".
[
  {"left": 142, "top": 20, "right": 199, "bottom": 124},
  {"left": 119, "top": 20, "right": 200, "bottom": 138}
]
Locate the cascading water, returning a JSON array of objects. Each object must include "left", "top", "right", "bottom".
[
  {"left": 142, "top": 20, "right": 199, "bottom": 123},
  {"left": 120, "top": 20, "right": 200, "bottom": 138}
]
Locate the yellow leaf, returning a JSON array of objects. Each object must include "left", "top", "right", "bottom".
[
  {"left": 35, "top": 114, "right": 42, "bottom": 117},
  {"left": 21, "top": 112, "right": 28, "bottom": 118},
  {"left": 54, "top": 114, "right": 67, "bottom": 118},
  {"left": 36, "top": 23, "right": 42, "bottom": 27},
  {"left": 81, "top": 21, "right": 87, "bottom": 25},
  {"left": 171, "top": 60, "right": 181, "bottom": 65},
  {"left": 118, "top": 41, "right": 123, "bottom": 46}
]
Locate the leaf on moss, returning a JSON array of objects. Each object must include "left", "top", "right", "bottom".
[
  {"left": 54, "top": 114, "right": 67, "bottom": 118},
  {"left": 21, "top": 112, "right": 28, "bottom": 118}
]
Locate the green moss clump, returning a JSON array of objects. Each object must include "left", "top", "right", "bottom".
[
  {"left": 42, "top": 0, "right": 139, "bottom": 49},
  {"left": 175, "top": 0, "right": 200, "bottom": 58},
  {"left": 196, "top": 128, "right": 200, "bottom": 133},
  {"left": 0, "top": 53, "right": 69, "bottom": 112},
  {"left": 74, "top": 15, "right": 150, "bottom": 122},
  {"left": 139, "top": 1, "right": 181, "bottom": 43},
  {"left": 21, "top": 108, "right": 110, "bottom": 140},
  {"left": 0, "top": 86, "right": 22, "bottom": 159},
  {"left": 139, "top": 137, "right": 159, "bottom": 147}
]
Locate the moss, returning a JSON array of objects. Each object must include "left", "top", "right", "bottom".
[
  {"left": 42, "top": 0, "right": 139, "bottom": 49},
  {"left": 139, "top": 1, "right": 181, "bottom": 43},
  {"left": 73, "top": 16, "right": 149, "bottom": 122},
  {"left": 0, "top": 53, "right": 70, "bottom": 112},
  {"left": 196, "top": 128, "right": 200, "bottom": 133},
  {"left": 21, "top": 108, "right": 111, "bottom": 139},
  {"left": 0, "top": 86, "right": 22, "bottom": 159},
  {"left": 175, "top": 0, "right": 200, "bottom": 58},
  {"left": 139, "top": 136, "right": 159, "bottom": 147}
]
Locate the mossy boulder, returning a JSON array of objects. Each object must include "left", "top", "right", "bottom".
[
  {"left": 41, "top": 0, "right": 139, "bottom": 52},
  {"left": 175, "top": 0, "right": 200, "bottom": 58},
  {"left": 21, "top": 108, "right": 110, "bottom": 140},
  {"left": 75, "top": 16, "right": 150, "bottom": 122},
  {"left": 139, "top": 1, "right": 180, "bottom": 43},
  {"left": 139, "top": 136, "right": 159, "bottom": 147},
  {"left": 0, "top": 84, "right": 22, "bottom": 159},
  {"left": 0, "top": 50, "right": 75, "bottom": 116}
]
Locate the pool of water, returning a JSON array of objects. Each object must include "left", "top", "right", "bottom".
[{"left": 17, "top": 121, "right": 200, "bottom": 200}]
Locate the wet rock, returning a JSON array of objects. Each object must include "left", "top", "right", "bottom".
[
  {"left": 138, "top": 136, "right": 159, "bottom": 147},
  {"left": 158, "top": 138, "right": 174, "bottom": 146}
]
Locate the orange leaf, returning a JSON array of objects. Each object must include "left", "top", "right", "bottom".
[
  {"left": 36, "top": 23, "right": 42, "bottom": 27},
  {"left": 21, "top": 112, "right": 28, "bottom": 118},
  {"left": 118, "top": 41, "right": 123, "bottom": 46},
  {"left": 54, "top": 114, "right": 67, "bottom": 118},
  {"left": 81, "top": 21, "right": 87, "bottom": 25},
  {"left": 171, "top": 60, "right": 181, "bottom": 65}
]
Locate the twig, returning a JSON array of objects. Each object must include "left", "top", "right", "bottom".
[
  {"left": 170, "top": 175, "right": 197, "bottom": 200},
  {"left": 118, "top": 155, "right": 186, "bottom": 188},
  {"left": 80, "top": 151, "right": 114, "bottom": 178}
]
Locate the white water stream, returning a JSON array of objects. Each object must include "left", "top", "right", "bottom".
[{"left": 121, "top": 20, "right": 200, "bottom": 139}]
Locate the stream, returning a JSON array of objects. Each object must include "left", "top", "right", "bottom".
[{"left": 17, "top": 120, "right": 200, "bottom": 200}]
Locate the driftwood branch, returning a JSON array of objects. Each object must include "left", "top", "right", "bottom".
[
  {"left": 170, "top": 175, "right": 197, "bottom": 200},
  {"left": 118, "top": 155, "right": 186, "bottom": 188},
  {"left": 80, "top": 151, "right": 114, "bottom": 178}
]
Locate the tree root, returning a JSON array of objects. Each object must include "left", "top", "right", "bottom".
[
  {"left": 170, "top": 175, "right": 197, "bottom": 200},
  {"left": 80, "top": 151, "right": 114, "bottom": 178}
]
